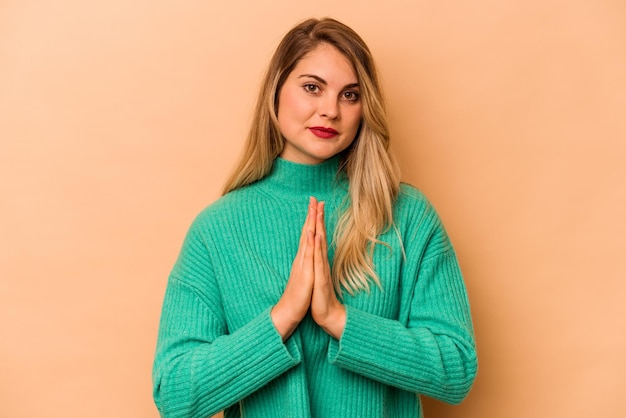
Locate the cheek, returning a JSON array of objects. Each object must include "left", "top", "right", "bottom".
[
  {"left": 278, "top": 87, "right": 310, "bottom": 126},
  {"left": 345, "top": 106, "right": 363, "bottom": 134}
]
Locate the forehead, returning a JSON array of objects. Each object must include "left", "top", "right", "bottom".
[{"left": 290, "top": 43, "right": 358, "bottom": 83}]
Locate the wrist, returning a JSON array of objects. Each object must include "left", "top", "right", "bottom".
[
  {"left": 270, "top": 301, "right": 302, "bottom": 341},
  {"left": 320, "top": 304, "right": 346, "bottom": 340}
]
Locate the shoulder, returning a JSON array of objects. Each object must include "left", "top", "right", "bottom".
[
  {"left": 187, "top": 185, "right": 259, "bottom": 232},
  {"left": 393, "top": 183, "right": 454, "bottom": 251},
  {"left": 397, "top": 183, "right": 429, "bottom": 204},
  {"left": 395, "top": 183, "right": 457, "bottom": 259},
  {"left": 394, "top": 183, "right": 437, "bottom": 223}
]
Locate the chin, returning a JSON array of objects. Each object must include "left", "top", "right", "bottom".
[
  {"left": 308, "top": 152, "right": 338, "bottom": 164},
  {"left": 307, "top": 146, "right": 344, "bottom": 162}
]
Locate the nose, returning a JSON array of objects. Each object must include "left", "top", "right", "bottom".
[{"left": 318, "top": 96, "right": 340, "bottom": 120}]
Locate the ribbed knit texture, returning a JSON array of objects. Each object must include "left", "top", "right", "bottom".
[{"left": 153, "top": 156, "right": 477, "bottom": 418}]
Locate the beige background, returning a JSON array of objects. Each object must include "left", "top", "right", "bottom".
[{"left": 1, "top": 0, "right": 625, "bottom": 417}]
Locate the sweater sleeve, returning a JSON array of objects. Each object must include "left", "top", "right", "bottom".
[
  {"left": 327, "top": 218, "right": 477, "bottom": 404},
  {"left": 152, "top": 220, "right": 301, "bottom": 417}
]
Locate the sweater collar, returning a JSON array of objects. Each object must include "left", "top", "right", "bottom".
[{"left": 260, "top": 156, "right": 345, "bottom": 200}]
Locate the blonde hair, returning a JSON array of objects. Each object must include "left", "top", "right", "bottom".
[{"left": 223, "top": 18, "right": 400, "bottom": 295}]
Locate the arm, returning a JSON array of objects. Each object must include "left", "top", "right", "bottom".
[
  {"left": 152, "top": 221, "right": 301, "bottom": 418},
  {"left": 327, "top": 220, "right": 478, "bottom": 404}
]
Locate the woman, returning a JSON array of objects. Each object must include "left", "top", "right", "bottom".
[{"left": 153, "top": 17, "right": 477, "bottom": 418}]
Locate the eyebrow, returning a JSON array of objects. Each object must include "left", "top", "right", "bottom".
[{"left": 298, "top": 74, "right": 359, "bottom": 89}]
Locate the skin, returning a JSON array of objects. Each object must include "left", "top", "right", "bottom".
[
  {"left": 272, "top": 43, "right": 363, "bottom": 340},
  {"left": 272, "top": 197, "right": 346, "bottom": 340},
  {"left": 277, "top": 43, "right": 362, "bottom": 165}
]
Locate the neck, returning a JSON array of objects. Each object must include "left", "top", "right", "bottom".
[{"left": 259, "top": 156, "right": 345, "bottom": 200}]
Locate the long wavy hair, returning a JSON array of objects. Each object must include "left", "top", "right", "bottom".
[{"left": 223, "top": 17, "right": 400, "bottom": 296}]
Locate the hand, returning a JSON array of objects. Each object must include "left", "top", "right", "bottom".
[
  {"left": 311, "top": 200, "right": 346, "bottom": 340},
  {"left": 271, "top": 197, "right": 317, "bottom": 340}
]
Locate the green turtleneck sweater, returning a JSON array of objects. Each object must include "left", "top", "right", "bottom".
[{"left": 153, "top": 157, "right": 477, "bottom": 418}]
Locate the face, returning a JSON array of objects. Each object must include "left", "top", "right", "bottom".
[{"left": 277, "top": 43, "right": 363, "bottom": 165}]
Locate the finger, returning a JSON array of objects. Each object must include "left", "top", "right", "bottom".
[
  {"left": 302, "top": 228, "right": 315, "bottom": 272},
  {"left": 315, "top": 201, "right": 325, "bottom": 244},
  {"left": 307, "top": 196, "right": 318, "bottom": 234},
  {"left": 316, "top": 202, "right": 330, "bottom": 271},
  {"left": 296, "top": 198, "right": 316, "bottom": 261},
  {"left": 314, "top": 202, "right": 324, "bottom": 254},
  {"left": 300, "top": 197, "right": 314, "bottom": 236},
  {"left": 321, "top": 206, "right": 333, "bottom": 283},
  {"left": 317, "top": 201, "right": 328, "bottom": 252},
  {"left": 314, "top": 232, "right": 326, "bottom": 286}
]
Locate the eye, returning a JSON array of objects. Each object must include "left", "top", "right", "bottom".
[
  {"left": 303, "top": 83, "right": 321, "bottom": 94},
  {"left": 341, "top": 90, "right": 360, "bottom": 102}
]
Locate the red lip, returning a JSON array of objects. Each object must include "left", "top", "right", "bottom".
[{"left": 309, "top": 126, "right": 339, "bottom": 139}]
